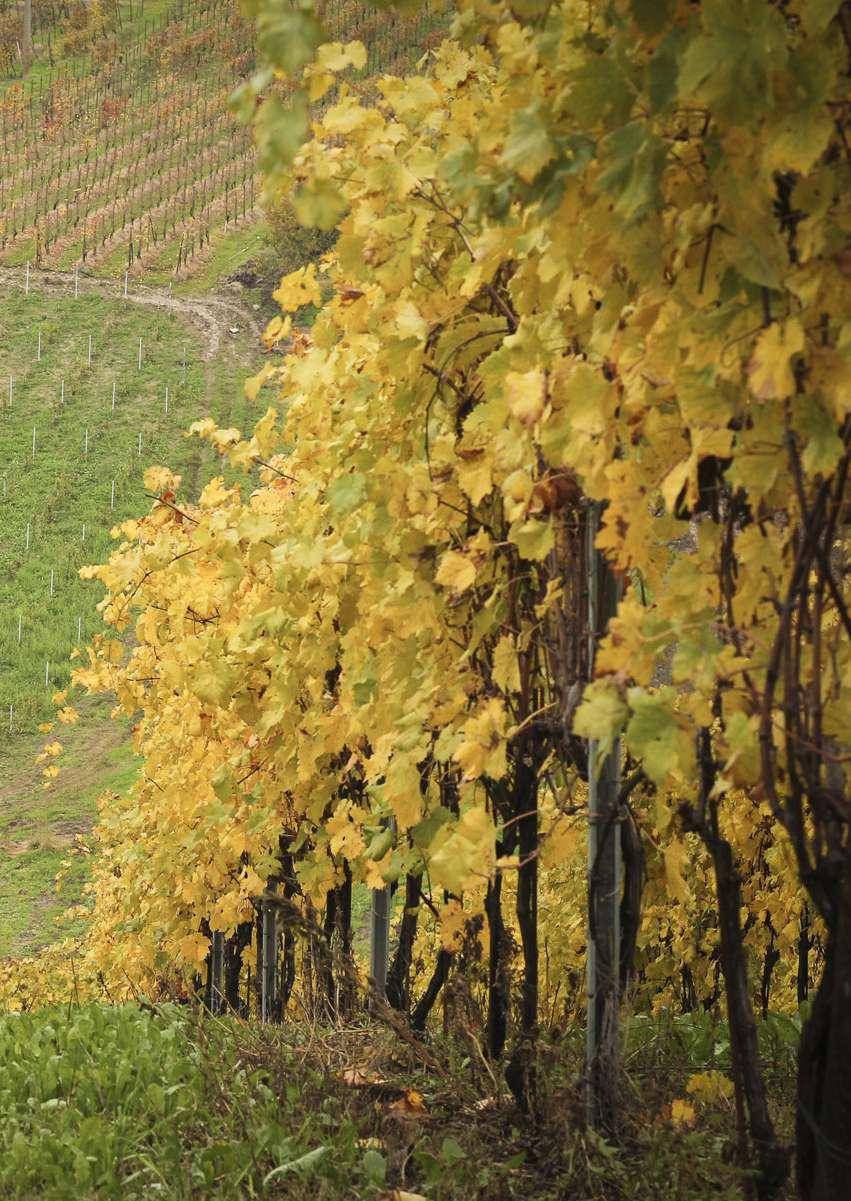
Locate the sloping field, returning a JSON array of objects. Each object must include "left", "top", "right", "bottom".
[
  {"left": 0, "top": 274, "right": 267, "bottom": 956},
  {"left": 0, "top": 275, "right": 265, "bottom": 738}
]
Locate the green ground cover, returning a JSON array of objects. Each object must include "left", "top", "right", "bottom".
[{"left": 0, "top": 1001, "right": 798, "bottom": 1201}]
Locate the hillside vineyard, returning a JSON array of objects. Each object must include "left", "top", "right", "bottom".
[{"left": 0, "top": 4, "right": 849, "bottom": 1201}]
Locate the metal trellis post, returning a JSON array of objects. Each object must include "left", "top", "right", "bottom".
[{"left": 585, "top": 501, "right": 623, "bottom": 1134}]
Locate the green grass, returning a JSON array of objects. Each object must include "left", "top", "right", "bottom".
[
  {"left": 0, "top": 1003, "right": 371, "bottom": 1200},
  {"left": 0, "top": 287, "right": 264, "bottom": 737},
  {"left": 0, "top": 1002, "right": 798, "bottom": 1200}
]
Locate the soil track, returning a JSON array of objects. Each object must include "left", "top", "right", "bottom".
[{"left": 0, "top": 265, "right": 260, "bottom": 358}]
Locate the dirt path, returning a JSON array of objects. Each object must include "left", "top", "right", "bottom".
[{"left": 0, "top": 265, "right": 261, "bottom": 358}]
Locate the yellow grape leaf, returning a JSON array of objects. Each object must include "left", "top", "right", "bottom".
[
  {"left": 572, "top": 683, "right": 628, "bottom": 758},
  {"left": 385, "top": 758, "right": 423, "bottom": 832},
  {"left": 429, "top": 806, "right": 496, "bottom": 894},
  {"left": 664, "top": 843, "right": 690, "bottom": 905},
  {"left": 509, "top": 517, "right": 555, "bottom": 561},
  {"left": 453, "top": 698, "right": 507, "bottom": 781},
  {"left": 438, "top": 899, "right": 466, "bottom": 951},
  {"left": 435, "top": 549, "right": 477, "bottom": 593},
  {"left": 272, "top": 263, "right": 322, "bottom": 312},
  {"left": 143, "top": 466, "right": 180, "bottom": 494},
  {"left": 327, "top": 805, "right": 367, "bottom": 858},
  {"left": 456, "top": 450, "right": 493, "bottom": 505},
  {"left": 540, "top": 815, "right": 579, "bottom": 869},
  {"left": 686, "top": 1071, "right": 735, "bottom": 1105},
  {"left": 393, "top": 299, "right": 428, "bottom": 342},
  {"left": 315, "top": 40, "right": 367, "bottom": 72},
  {"left": 244, "top": 363, "right": 274, "bottom": 401},
  {"left": 240, "top": 866, "right": 265, "bottom": 896},
  {"left": 747, "top": 319, "right": 804, "bottom": 400},
  {"left": 177, "top": 933, "right": 210, "bottom": 968},
  {"left": 670, "top": 1098, "right": 697, "bottom": 1127},
  {"left": 506, "top": 369, "right": 546, "bottom": 426},
  {"left": 193, "top": 662, "right": 237, "bottom": 709},
  {"left": 492, "top": 635, "right": 520, "bottom": 693}
]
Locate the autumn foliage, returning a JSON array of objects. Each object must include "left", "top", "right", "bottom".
[{"left": 13, "top": 3, "right": 851, "bottom": 1198}]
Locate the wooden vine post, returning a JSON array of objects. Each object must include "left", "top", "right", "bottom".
[{"left": 585, "top": 501, "right": 622, "bottom": 1134}]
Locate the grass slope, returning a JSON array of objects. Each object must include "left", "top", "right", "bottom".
[
  {"left": 0, "top": 283, "right": 262, "bottom": 735},
  {"left": 0, "top": 280, "right": 265, "bottom": 955},
  {"left": 0, "top": 696, "right": 136, "bottom": 957}
]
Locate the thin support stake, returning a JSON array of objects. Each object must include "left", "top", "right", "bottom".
[{"left": 110, "top": 479, "right": 116, "bottom": 510}]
